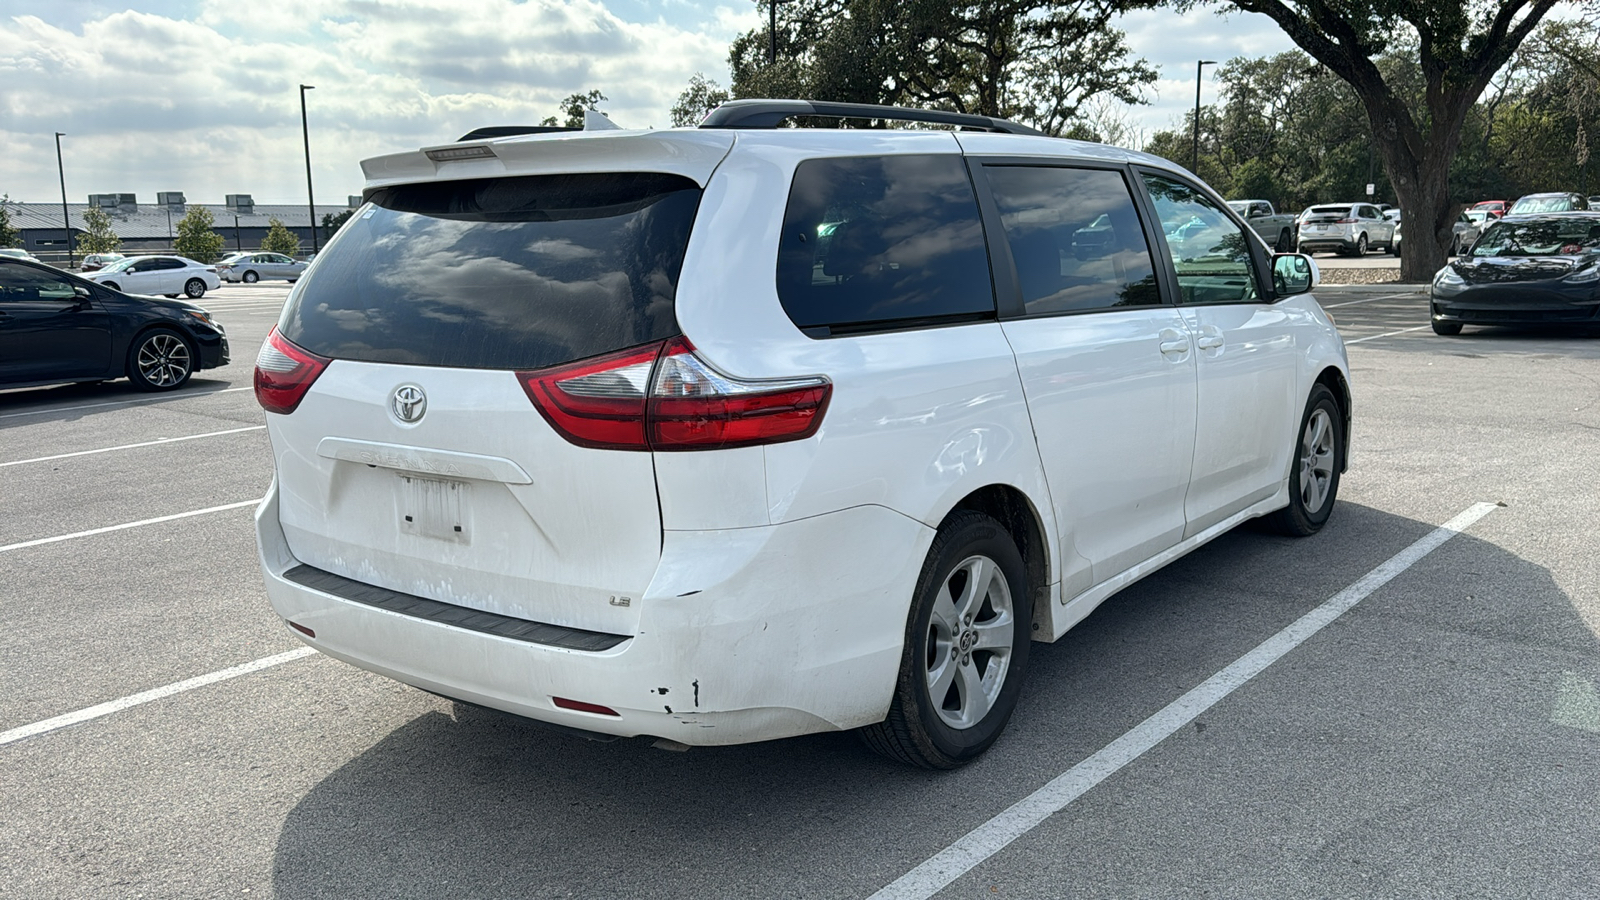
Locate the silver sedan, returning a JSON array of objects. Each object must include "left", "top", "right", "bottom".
[{"left": 217, "top": 252, "right": 306, "bottom": 283}]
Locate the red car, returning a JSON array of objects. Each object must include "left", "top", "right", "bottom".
[{"left": 1470, "top": 200, "right": 1507, "bottom": 219}]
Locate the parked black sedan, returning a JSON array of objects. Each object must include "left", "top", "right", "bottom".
[
  {"left": 1430, "top": 212, "right": 1600, "bottom": 335},
  {"left": 0, "top": 257, "right": 229, "bottom": 391}
]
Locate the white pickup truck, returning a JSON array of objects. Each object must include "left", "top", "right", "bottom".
[{"left": 1227, "top": 199, "right": 1298, "bottom": 252}]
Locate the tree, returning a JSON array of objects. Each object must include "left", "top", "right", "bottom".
[
  {"left": 320, "top": 209, "right": 354, "bottom": 243},
  {"left": 728, "top": 0, "right": 1158, "bottom": 137},
  {"left": 174, "top": 206, "right": 224, "bottom": 263},
  {"left": 76, "top": 206, "right": 122, "bottom": 255},
  {"left": 671, "top": 73, "right": 732, "bottom": 126},
  {"left": 539, "top": 90, "right": 608, "bottom": 128},
  {"left": 1187, "top": 0, "right": 1569, "bottom": 280},
  {"left": 0, "top": 195, "right": 17, "bottom": 248},
  {"left": 261, "top": 217, "right": 301, "bottom": 257}
]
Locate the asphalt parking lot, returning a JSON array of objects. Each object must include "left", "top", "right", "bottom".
[{"left": 2, "top": 283, "right": 1598, "bottom": 898}]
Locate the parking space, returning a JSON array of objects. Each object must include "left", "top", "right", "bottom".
[{"left": 2, "top": 284, "right": 1597, "bottom": 897}]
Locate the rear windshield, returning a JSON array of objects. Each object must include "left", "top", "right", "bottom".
[
  {"left": 279, "top": 172, "right": 702, "bottom": 370},
  {"left": 1308, "top": 206, "right": 1352, "bottom": 215}
]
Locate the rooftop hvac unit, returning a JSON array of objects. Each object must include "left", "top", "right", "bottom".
[
  {"left": 226, "top": 194, "right": 254, "bottom": 212},
  {"left": 157, "top": 192, "right": 186, "bottom": 207}
]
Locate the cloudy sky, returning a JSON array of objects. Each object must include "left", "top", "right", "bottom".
[{"left": 0, "top": 1, "right": 1294, "bottom": 206}]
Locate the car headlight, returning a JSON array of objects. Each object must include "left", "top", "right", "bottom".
[
  {"left": 184, "top": 308, "right": 216, "bottom": 326},
  {"left": 1564, "top": 265, "right": 1599, "bottom": 284},
  {"left": 1434, "top": 268, "right": 1465, "bottom": 286}
]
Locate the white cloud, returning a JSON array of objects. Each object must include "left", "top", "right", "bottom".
[{"left": 1, "top": 1, "right": 758, "bottom": 204}]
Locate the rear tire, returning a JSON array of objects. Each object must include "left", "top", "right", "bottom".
[
  {"left": 1353, "top": 234, "right": 1368, "bottom": 256},
  {"left": 1432, "top": 320, "right": 1463, "bottom": 336},
  {"left": 243, "top": 270, "right": 259, "bottom": 283},
  {"left": 859, "top": 511, "right": 1031, "bottom": 769},
  {"left": 1263, "top": 384, "right": 1342, "bottom": 537},
  {"left": 1276, "top": 229, "right": 1293, "bottom": 252},
  {"left": 184, "top": 278, "right": 206, "bottom": 299}
]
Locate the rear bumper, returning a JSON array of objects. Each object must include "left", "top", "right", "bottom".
[
  {"left": 256, "top": 479, "right": 933, "bottom": 746},
  {"left": 1297, "top": 235, "right": 1359, "bottom": 253}
]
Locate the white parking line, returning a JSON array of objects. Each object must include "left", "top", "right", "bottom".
[
  {"left": 1322, "top": 291, "right": 1425, "bottom": 308},
  {"left": 0, "top": 498, "right": 261, "bottom": 555},
  {"left": 0, "top": 386, "right": 251, "bottom": 421},
  {"left": 868, "top": 501, "right": 1499, "bottom": 900},
  {"left": 1345, "top": 324, "right": 1432, "bottom": 344},
  {"left": 0, "top": 648, "right": 317, "bottom": 748},
  {"left": 0, "top": 425, "right": 265, "bottom": 468}
]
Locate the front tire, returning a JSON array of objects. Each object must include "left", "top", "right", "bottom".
[
  {"left": 860, "top": 511, "right": 1031, "bottom": 769},
  {"left": 1432, "top": 319, "right": 1463, "bottom": 336},
  {"left": 126, "top": 328, "right": 195, "bottom": 391},
  {"left": 242, "top": 270, "right": 259, "bottom": 284},
  {"left": 1263, "top": 384, "right": 1343, "bottom": 537},
  {"left": 1276, "top": 229, "right": 1293, "bottom": 252},
  {"left": 184, "top": 278, "right": 206, "bottom": 299}
]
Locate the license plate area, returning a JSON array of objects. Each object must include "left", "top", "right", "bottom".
[{"left": 399, "top": 474, "right": 470, "bottom": 543}]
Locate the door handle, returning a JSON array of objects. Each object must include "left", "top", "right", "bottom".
[
  {"left": 1158, "top": 328, "right": 1190, "bottom": 355},
  {"left": 1196, "top": 335, "right": 1224, "bottom": 350}
]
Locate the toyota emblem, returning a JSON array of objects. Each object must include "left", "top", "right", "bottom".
[{"left": 391, "top": 385, "right": 427, "bottom": 423}]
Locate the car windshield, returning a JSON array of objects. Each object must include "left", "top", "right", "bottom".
[
  {"left": 1510, "top": 197, "right": 1574, "bottom": 215},
  {"left": 101, "top": 258, "right": 137, "bottom": 272},
  {"left": 1471, "top": 218, "right": 1600, "bottom": 257},
  {"left": 1226, "top": 202, "right": 1248, "bottom": 215}
]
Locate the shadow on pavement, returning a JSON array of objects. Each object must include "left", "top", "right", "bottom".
[{"left": 270, "top": 502, "right": 1600, "bottom": 899}]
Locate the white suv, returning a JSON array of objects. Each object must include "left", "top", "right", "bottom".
[{"left": 255, "top": 100, "right": 1349, "bottom": 768}]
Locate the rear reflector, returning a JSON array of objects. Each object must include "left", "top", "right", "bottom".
[
  {"left": 288, "top": 621, "right": 316, "bottom": 638},
  {"left": 553, "top": 697, "right": 620, "bottom": 716},
  {"left": 255, "top": 327, "right": 330, "bottom": 415},
  {"left": 518, "top": 337, "right": 830, "bottom": 451}
]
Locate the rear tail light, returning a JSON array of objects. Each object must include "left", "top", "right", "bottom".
[
  {"left": 518, "top": 337, "right": 831, "bottom": 451},
  {"left": 255, "top": 327, "right": 330, "bottom": 415}
]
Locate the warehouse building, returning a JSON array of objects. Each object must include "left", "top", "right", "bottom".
[{"left": 2, "top": 192, "right": 362, "bottom": 263}]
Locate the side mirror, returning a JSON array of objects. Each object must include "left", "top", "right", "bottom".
[{"left": 1272, "top": 252, "right": 1318, "bottom": 296}]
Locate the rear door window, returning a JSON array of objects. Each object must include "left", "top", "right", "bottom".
[
  {"left": 981, "top": 165, "right": 1160, "bottom": 315},
  {"left": 776, "top": 154, "right": 994, "bottom": 336},
  {"left": 279, "top": 172, "right": 702, "bottom": 370}
]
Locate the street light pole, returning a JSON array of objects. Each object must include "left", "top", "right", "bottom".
[
  {"left": 300, "top": 84, "right": 318, "bottom": 254},
  {"left": 1192, "top": 60, "right": 1216, "bottom": 174},
  {"left": 234, "top": 214, "right": 242, "bottom": 251},
  {"left": 769, "top": 0, "right": 777, "bottom": 65},
  {"left": 54, "top": 132, "right": 74, "bottom": 268}
]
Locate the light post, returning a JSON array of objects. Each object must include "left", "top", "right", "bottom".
[
  {"left": 300, "top": 84, "right": 318, "bottom": 254},
  {"left": 166, "top": 205, "right": 174, "bottom": 249},
  {"left": 54, "top": 132, "right": 74, "bottom": 268},
  {"left": 768, "top": 0, "right": 777, "bottom": 64},
  {"left": 1192, "top": 60, "right": 1216, "bottom": 174},
  {"left": 233, "top": 214, "right": 242, "bottom": 251}
]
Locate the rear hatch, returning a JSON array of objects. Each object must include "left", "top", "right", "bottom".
[
  {"left": 263, "top": 162, "right": 716, "bottom": 636},
  {"left": 1301, "top": 206, "right": 1355, "bottom": 234}
]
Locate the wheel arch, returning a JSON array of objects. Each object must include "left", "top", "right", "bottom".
[
  {"left": 1314, "top": 365, "right": 1352, "bottom": 473},
  {"left": 938, "top": 483, "right": 1053, "bottom": 642}
]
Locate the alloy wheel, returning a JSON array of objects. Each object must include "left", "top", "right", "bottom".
[
  {"left": 924, "top": 554, "right": 1015, "bottom": 730},
  {"left": 136, "top": 333, "right": 192, "bottom": 388},
  {"left": 1299, "top": 408, "right": 1336, "bottom": 514}
]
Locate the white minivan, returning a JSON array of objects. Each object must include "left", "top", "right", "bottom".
[{"left": 255, "top": 100, "right": 1349, "bottom": 768}]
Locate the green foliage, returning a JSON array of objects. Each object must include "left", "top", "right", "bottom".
[
  {"left": 320, "top": 209, "right": 354, "bottom": 243},
  {"left": 728, "top": 0, "right": 1158, "bottom": 136},
  {"left": 174, "top": 206, "right": 224, "bottom": 263},
  {"left": 0, "top": 195, "right": 17, "bottom": 248},
  {"left": 539, "top": 90, "right": 608, "bottom": 128},
  {"left": 671, "top": 73, "right": 731, "bottom": 127},
  {"left": 1188, "top": 0, "right": 1570, "bottom": 277},
  {"left": 76, "top": 206, "right": 122, "bottom": 255},
  {"left": 260, "top": 217, "right": 301, "bottom": 257}
]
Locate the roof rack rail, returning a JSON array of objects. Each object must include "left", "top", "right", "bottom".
[
  {"left": 698, "top": 100, "right": 1044, "bottom": 136},
  {"left": 455, "top": 125, "right": 581, "bottom": 142}
]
